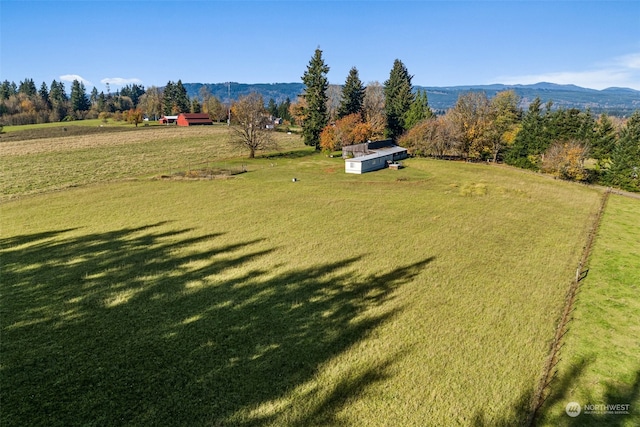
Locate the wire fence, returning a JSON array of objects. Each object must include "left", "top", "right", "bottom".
[{"left": 526, "top": 187, "right": 611, "bottom": 426}]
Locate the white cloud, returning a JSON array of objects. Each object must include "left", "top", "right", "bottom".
[
  {"left": 60, "top": 74, "right": 92, "bottom": 86},
  {"left": 495, "top": 52, "right": 640, "bottom": 90},
  {"left": 616, "top": 53, "right": 640, "bottom": 70},
  {"left": 100, "top": 77, "right": 143, "bottom": 86}
]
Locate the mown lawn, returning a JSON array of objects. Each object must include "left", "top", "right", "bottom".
[
  {"left": 537, "top": 194, "right": 640, "bottom": 426},
  {"left": 1, "top": 135, "right": 605, "bottom": 426}
]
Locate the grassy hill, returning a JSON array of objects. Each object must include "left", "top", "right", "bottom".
[{"left": 1, "top": 124, "right": 637, "bottom": 425}]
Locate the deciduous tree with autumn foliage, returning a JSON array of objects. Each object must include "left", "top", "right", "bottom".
[
  {"left": 126, "top": 108, "right": 144, "bottom": 127},
  {"left": 541, "top": 140, "right": 591, "bottom": 181},
  {"left": 320, "top": 113, "right": 373, "bottom": 152}
]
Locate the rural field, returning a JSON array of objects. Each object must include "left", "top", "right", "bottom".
[
  {"left": 536, "top": 194, "right": 640, "bottom": 427},
  {"left": 1, "top": 124, "right": 637, "bottom": 426}
]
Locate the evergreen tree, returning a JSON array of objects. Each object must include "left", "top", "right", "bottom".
[
  {"left": 18, "top": 78, "right": 37, "bottom": 96},
  {"left": 384, "top": 59, "right": 414, "bottom": 140},
  {"left": 162, "top": 81, "right": 176, "bottom": 115},
  {"left": 592, "top": 113, "right": 617, "bottom": 166},
  {"left": 161, "top": 81, "right": 189, "bottom": 114},
  {"left": 404, "top": 89, "right": 433, "bottom": 130},
  {"left": 337, "top": 67, "right": 365, "bottom": 119},
  {"left": 90, "top": 87, "right": 99, "bottom": 106},
  {"left": 50, "top": 80, "right": 68, "bottom": 103},
  {"left": 70, "top": 79, "right": 90, "bottom": 112},
  {"left": 606, "top": 110, "right": 640, "bottom": 192},
  {"left": 301, "top": 48, "right": 330, "bottom": 149},
  {"left": 267, "top": 98, "right": 278, "bottom": 117},
  {"left": 97, "top": 92, "right": 107, "bottom": 112},
  {"left": 548, "top": 108, "right": 595, "bottom": 143},
  {"left": 0, "top": 80, "right": 14, "bottom": 100},
  {"left": 49, "top": 80, "right": 68, "bottom": 120},
  {"left": 39, "top": 82, "right": 50, "bottom": 107},
  {"left": 278, "top": 97, "right": 292, "bottom": 122},
  {"left": 120, "top": 84, "right": 145, "bottom": 107},
  {"left": 577, "top": 108, "right": 596, "bottom": 143},
  {"left": 175, "top": 80, "right": 190, "bottom": 113},
  {"left": 191, "top": 98, "right": 201, "bottom": 113},
  {"left": 505, "top": 97, "right": 544, "bottom": 169}
]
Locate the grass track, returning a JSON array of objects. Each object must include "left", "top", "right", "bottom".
[
  {"left": 1, "top": 148, "right": 604, "bottom": 425},
  {"left": 536, "top": 194, "right": 640, "bottom": 426}
]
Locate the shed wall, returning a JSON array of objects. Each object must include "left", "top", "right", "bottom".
[
  {"left": 345, "top": 160, "right": 362, "bottom": 174},
  {"left": 361, "top": 154, "right": 394, "bottom": 173}
]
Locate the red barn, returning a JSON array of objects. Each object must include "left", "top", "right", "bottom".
[{"left": 177, "top": 113, "right": 213, "bottom": 126}]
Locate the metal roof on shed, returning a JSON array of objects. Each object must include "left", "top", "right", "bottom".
[{"left": 345, "top": 146, "right": 407, "bottom": 162}]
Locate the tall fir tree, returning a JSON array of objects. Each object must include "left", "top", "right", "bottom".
[
  {"left": 0, "top": 80, "right": 14, "bottom": 100},
  {"left": 175, "top": 80, "right": 190, "bottom": 114},
  {"left": 49, "top": 80, "right": 67, "bottom": 103},
  {"left": 337, "top": 67, "right": 365, "bottom": 119},
  {"left": 591, "top": 113, "right": 617, "bottom": 166},
  {"left": 404, "top": 89, "right": 433, "bottom": 130},
  {"left": 606, "top": 110, "right": 640, "bottom": 192},
  {"left": 39, "top": 82, "right": 50, "bottom": 108},
  {"left": 18, "top": 78, "right": 37, "bottom": 96},
  {"left": 267, "top": 98, "right": 278, "bottom": 117},
  {"left": 384, "top": 59, "right": 414, "bottom": 141},
  {"left": 49, "top": 80, "right": 68, "bottom": 120},
  {"left": 70, "top": 79, "right": 90, "bottom": 112},
  {"left": 90, "top": 87, "right": 99, "bottom": 107},
  {"left": 301, "top": 48, "right": 330, "bottom": 149},
  {"left": 505, "top": 97, "right": 544, "bottom": 169},
  {"left": 162, "top": 81, "right": 176, "bottom": 115},
  {"left": 277, "top": 97, "right": 292, "bottom": 122},
  {"left": 161, "top": 80, "right": 189, "bottom": 114}
]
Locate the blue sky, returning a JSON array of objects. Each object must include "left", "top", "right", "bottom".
[{"left": 1, "top": 0, "right": 639, "bottom": 92}]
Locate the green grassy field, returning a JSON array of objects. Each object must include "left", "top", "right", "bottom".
[
  {"left": 536, "top": 194, "right": 640, "bottom": 426},
  {"left": 0, "top": 125, "right": 303, "bottom": 200},
  {"left": 1, "top": 118, "right": 135, "bottom": 132},
  {"left": 1, "top": 124, "right": 634, "bottom": 425}
]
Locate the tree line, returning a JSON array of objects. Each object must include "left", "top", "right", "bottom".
[
  {"left": 0, "top": 78, "right": 296, "bottom": 126},
  {"left": 295, "top": 48, "right": 639, "bottom": 192}
]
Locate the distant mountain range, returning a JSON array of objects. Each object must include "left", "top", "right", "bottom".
[{"left": 183, "top": 82, "right": 640, "bottom": 116}]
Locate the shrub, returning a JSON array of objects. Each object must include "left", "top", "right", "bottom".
[{"left": 541, "top": 140, "right": 591, "bottom": 182}]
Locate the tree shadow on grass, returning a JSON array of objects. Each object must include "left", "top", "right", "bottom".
[
  {"left": 536, "top": 359, "right": 640, "bottom": 427},
  {"left": 1, "top": 225, "right": 433, "bottom": 426},
  {"left": 471, "top": 358, "right": 593, "bottom": 426},
  {"left": 471, "top": 356, "right": 639, "bottom": 426}
]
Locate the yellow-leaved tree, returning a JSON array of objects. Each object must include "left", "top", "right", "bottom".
[{"left": 542, "top": 140, "right": 590, "bottom": 181}]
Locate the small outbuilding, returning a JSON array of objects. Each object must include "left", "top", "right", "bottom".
[
  {"left": 159, "top": 115, "right": 178, "bottom": 124},
  {"left": 177, "top": 113, "right": 213, "bottom": 126},
  {"left": 344, "top": 140, "right": 408, "bottom": 174}
]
